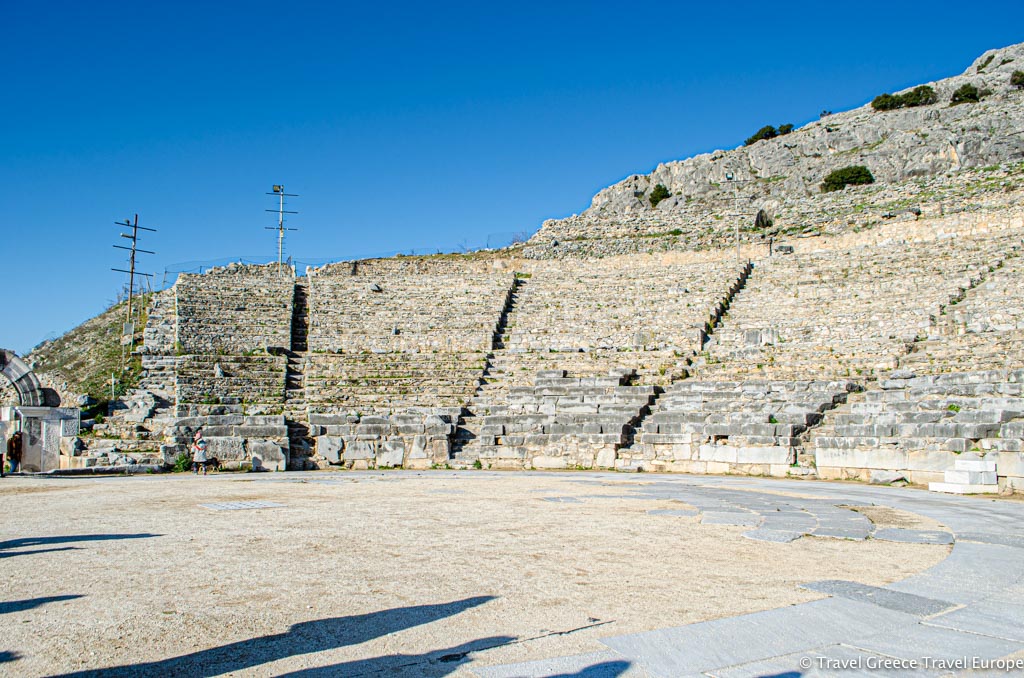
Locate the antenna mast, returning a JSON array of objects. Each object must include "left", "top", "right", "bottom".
[
  {"left": 265, "top": 185, "right": 298, "bottom": 274},
  {"left": 111, "top": 214, "right": 156, "bottom": 351}
]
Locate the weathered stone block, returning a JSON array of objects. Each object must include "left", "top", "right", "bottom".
[
  {"left": 530, "top": 455, "right": 568, "bottom": 470},
  {"left": 247, "top": 441, "right": 287, "bottom": 471},
  {"left": 814, "top": 447, "right": 908, "bottom": 470},
  {"left": 735, "top": 446, "right": 792, "bottom": 465},
  {"left": 234, "top": 425, "right": 288, "bottom": 438},
  {"left": 377, "top": 440, "right": 405, "bottom": 468},
  {"left": 317, "top": 436, "right": 344, "bottom": 463},
  {"left": 205, "top": 437, "right": 246, "bottom": 459},
  {"left": 595, "top": 448, "right": 616, "bottom": 469},
  {"left": 344, "top": 440, "right": 375, "bottom": 460}
]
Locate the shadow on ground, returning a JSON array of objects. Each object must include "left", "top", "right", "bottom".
[
  {"left": 281, "top": 636, "right": 517, "bottom": 677},
  {"left": 0, "top": 533, "right": 161, "bottom": 559},
  {"left": 58, "top": 595, "right": 499, "bottom": 677},
  {"left": 0, "top": 595, "right": 84, "bottom": 615}
]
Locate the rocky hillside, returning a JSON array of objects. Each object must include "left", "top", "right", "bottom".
[
  {"left": 27, "top": 297, "right": 149, "bottom": 408},
  {"left": 528, "top": 43, "right": 1024, "bottom": 253}
]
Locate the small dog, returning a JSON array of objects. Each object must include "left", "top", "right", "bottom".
[{"left": 192, "top": 457, "right": 222, "bottom": 473}]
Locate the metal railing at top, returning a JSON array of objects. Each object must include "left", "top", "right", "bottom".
[{"left": 158, "top": 231, "right": 530, "bottom": 289}]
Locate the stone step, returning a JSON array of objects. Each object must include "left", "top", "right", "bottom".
[
  {"left": 945, "top": 469, "right": 997, "bottom": 485},
  {"left": 954, "top": 458, "right": 997, "bottom": 472},
  {"left": 928, "top": 481, "right": 1000, "bottom": 494}
]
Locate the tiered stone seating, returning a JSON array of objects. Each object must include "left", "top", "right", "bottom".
[
  {"left": 175, "top": 355, "right": 288, "bottom": 406},
  {"left": 901, "top": 250, "right": 1024, "bottom": 373},
  {"left": 813, "top": 370, "right": 1024, "bottom": 489},
  {"left": 307, "top": 259, "right": 513, "bottom": 353},
  {"left": 475, "top": 258, "right": 747, "bottom": 407},
  {"left": 304, "top": 352, "right": 487, "bottom": 416},
  {"left": 507, "top": 258, "right": 741, "bottom": 359},
  {"left": 175, "top": 263, "right": 294, "bottom": 354},
  {"left": 621, "top": 380, "right": 858, "bottom": 475},
  {"left": 139, "top": 289, "right": 177, "bottom": 399},
  {"left": 698, "top": 231, "right": 1016, "bottom": 381},
  {"left": 469, "top": 369, "right": 656, "bottom": 470},
  {"left": 303, "top": 259, "right": 512, "bottom": 417}
]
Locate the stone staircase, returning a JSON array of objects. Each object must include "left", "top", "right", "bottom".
[
  {"left": 286, "top": 278, "right": 312, "bottom": 468},
  {"left": 451, "top": 276, "right": 526, "bottom": 462},
  {"left": 453, "top": 261, "right": 753, "bottom": 467}
]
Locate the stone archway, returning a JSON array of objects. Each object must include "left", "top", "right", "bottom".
[{"left": 0, "top": 349, "right": 46, "bottom": 407}]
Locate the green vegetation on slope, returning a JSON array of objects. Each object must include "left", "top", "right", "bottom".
[
  {"left": 28, "top": 295, "right": 149, "bottom": 407},
  {"left": 821, "top": 166, "right": 875, "bottom": 193}
]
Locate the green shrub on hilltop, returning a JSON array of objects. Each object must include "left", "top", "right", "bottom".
[
  {"left": 871, "top": 93, "right": 902, "bottom": 111},
  {"left": 821, "top": 165, "right": 874, "bottom": 193},
  {"left": 950, "top": 83, "right": 981, "bottom": 105},
  {"left": 902, "top": 85, "right": 938, "bottom": 107},
  {"left": 1011, "top": 71, "right": 1024, "bottom": 90},
  {"left": 871, "top": 85, "right": 937, "bottom": 111},
  {"left": 744, "top": 124, "right": 793, "bottom": 146},
  {"left": 649, "top": 183, "right": 671, "bottom": 207}
]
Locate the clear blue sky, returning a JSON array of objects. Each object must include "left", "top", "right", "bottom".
[{"left": 2, "top": 1, "right": 1022, "bottom": 355}]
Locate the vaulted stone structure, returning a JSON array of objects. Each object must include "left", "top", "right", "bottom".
[{"left": 0, "top": 349, "right": 46, "bottom": 407}]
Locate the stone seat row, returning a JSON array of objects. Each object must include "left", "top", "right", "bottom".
[
  {"left": 697, "top": 228, "right": 1019, "bottom": 381},
  {"left": 617, "top": 380, "right": 859, "bottom": 475},
  {"left": 812, "top": 369, "right": 1024, "bottom": 488},
  {"left": 465, "top": 370, "right": 656, "bottom": 470},
  {"left": 307, "top": 268, "right": 513, "bottom": 353},
  {"left": 503, "top": 261, "right": 742, "bottom": 352},
  {"left": 175, "top": 355, "right": 287, "bottom": 404}
]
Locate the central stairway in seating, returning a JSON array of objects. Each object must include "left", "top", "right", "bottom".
[{"left": 452, "top": 254, "right": 752, "bottom": 468}]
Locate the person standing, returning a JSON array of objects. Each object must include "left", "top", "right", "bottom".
[
  {"left": 191, "top": 429, "right": 209, "bottom": 475},
  {"left": 5, "top": 431, "right": 23, "bottom": 475}
]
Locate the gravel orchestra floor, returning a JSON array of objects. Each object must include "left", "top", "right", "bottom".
[{"left": 1, "top": 471, "right": 1021, "bottom": 677}]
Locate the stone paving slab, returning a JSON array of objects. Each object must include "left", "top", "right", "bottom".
[
  {"left": 198, "top": 500, "right": 285, "bottom": 511},
  {"left": 760, "top": 516, "right": 815, "bottom": 532},
  {"left": 811, "top": 526, "right": 870, "bottom": 540},
  {"left": 646, "top": 509, "right": 700, "bottom": 517},
  {"left": 700, "top": 512, "right": 760, "bottom": 527},
  {"left": 924, "top": 600, "right": 1024, "bottom": 643},
  {"left": 851, "top": 623, "right": 1024, "bottom": 666},
  {"left": 473, "top": 650, "right": 650, "bottom": 678},
  {"left": 710, "top": 643, "right": 943, "bottom": 678},
  {"left": 600, "top": 598, "right": 916, "bottom": 677},
  {"left": 888, "top": 542, "right": 1024, "bottom": 605},
  {"left": 873, "top": 528, "right": 954, "bottom": 545},
  {"left": 956, "top": 531, "right": 1024, "bottom": 549},
  {"left": 800, "top": 580, "right": 956, "bottom": 617},
  {"left": 741, "top": 528, "right": 802, "bottom": 543}
]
